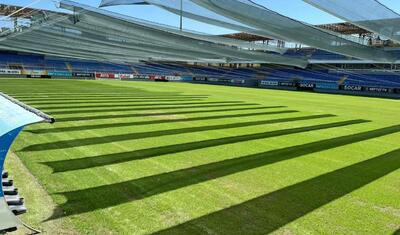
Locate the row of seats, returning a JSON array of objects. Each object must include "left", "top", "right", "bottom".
[
  {"left": 1, "top": 52, "right": 400, "bottom": 88},
  {"left": 2, "top": 171, "right": 26, "bottom": 216},
  {"left": 283, "top": 49, "right": 350, "bottom": 60},
  {"left": 262, "top": 68, "right": 400, "bottom": 88}
]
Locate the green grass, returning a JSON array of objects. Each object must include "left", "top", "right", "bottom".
[{"left": 1, "top": 78, "right": 399, "bottom": 234}]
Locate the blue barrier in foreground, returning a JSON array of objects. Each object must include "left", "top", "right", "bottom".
[{"left": 0, "top": 92, "right": 54, "bottom": 233}]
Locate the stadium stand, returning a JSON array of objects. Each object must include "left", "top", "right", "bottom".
[{"left": 0, "top": 50, "right": 399, "bottom": 98}]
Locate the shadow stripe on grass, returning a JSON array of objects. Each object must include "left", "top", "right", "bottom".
[
  {"left": 41, "top": 119, "right": 367, "bottom": 172},
  {"left": 10, "top": 93, "right": 208, "bottom": 97},
  {"left": 39, "top": 101, "right": 245, "bottom": 112},
  {"left": 154, "top": 148, "right": 400, "bottom": 234},
  {"left": 29, "top": 110, "right": 298, "bottom": 138},
  {"left": 29, "top": 109, "right": 306, "bottom": 133},
  {"left": 55, "top": 106, "right": 287, "bottom": 122},
  {"left": 14, "top": 96, "right": 209, "bottom": 101},
  {"left": 29, "top": 110, "right": 298, "bottom": 135},
  {"left": 52, "top": 124, "right": 400, "bottom": 218},
  {"left": 26, "top": 98, "right": 206, "bottom": 106},
  {"left": 47, "top": 103, "right": 260, "bottom": 115}
]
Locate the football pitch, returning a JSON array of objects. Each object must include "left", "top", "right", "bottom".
[{"left": 1, "top": 78, "right": 399, "bottom": 234}]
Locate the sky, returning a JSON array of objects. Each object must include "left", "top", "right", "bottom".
[{"left": 1, "top": 0, "right": 400, "bottom": 34}]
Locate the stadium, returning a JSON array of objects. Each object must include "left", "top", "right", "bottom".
[{"left": 0, "top": 0, "right": 399, "bottom": 234}]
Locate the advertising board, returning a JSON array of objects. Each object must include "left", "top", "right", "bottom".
[
  {"left": 315, "top": 83, "right": 339, "bottom": 90},
  {"left": 365, "top": 87, "right": 392, "bottom": 93},
  {"left": 0, "top": 69, "right": 21, "bottom": 75},
  {"left": 95, "top": 73, "right": 116, "bottom": 79},
  {"left": 343, "top": 85, "right": 363, "bottom": 91},
  {"left": 260, "top": 80, "right": 279, "bottom": 86},
  {"left": 48, "top": 71, "right": 72, "bottom": 77}
]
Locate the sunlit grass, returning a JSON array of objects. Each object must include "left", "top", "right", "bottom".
[{"left": 1, "top": 79, "right": 399, "bottom": 235}]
